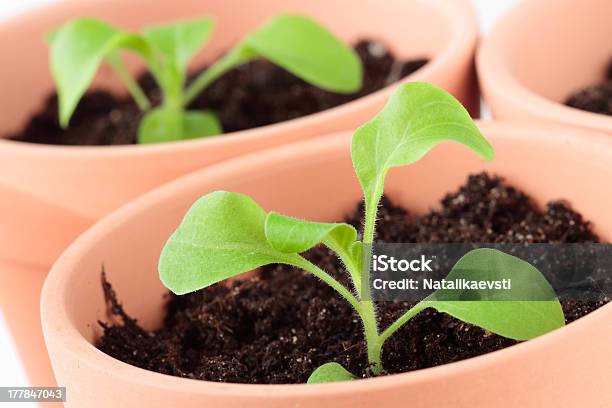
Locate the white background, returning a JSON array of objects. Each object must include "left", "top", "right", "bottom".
[{"left": 0, "top": 0, "right": 520, "bottom": 406}]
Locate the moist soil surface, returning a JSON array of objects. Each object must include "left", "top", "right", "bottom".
[
  {"left": 98, "top": 173, "right": 609, "bottom": 384},
  {"left": 565, "top": 59, "right": 612, "bottom": 116},
  {"left": 8, "top": 40, "right": 427, "bottom": 146}
]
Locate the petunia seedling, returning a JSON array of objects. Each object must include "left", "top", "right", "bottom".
[
  {"left": 49, "top": 14, "right": 362, "bottom": 144},
  {"left": 158, "top": 82, "right": 565, "bottom": 383}
]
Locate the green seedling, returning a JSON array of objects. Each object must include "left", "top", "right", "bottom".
[
  {"left": 50, "top": 14, "right": 362, "bottom": 144},
  {"left": 158, "top": 82, "right": 565, "bottom": 383}
]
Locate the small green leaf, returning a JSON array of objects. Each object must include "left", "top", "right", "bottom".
[
  {"left": 424, "top": 248, "right": 565, "bottom": 340},
  {"left": 144, "top": 17, "right": 215, "bottom": 72},
  {"left": 265, "top": 212, "right": 356, "bottom": 254},
  {"left": 50, "top": 18, "right": 154, "bottom": 127},
  {"left": 307, "top": 362, "right": 355, "bottom": 384},
  {"left": 138, "top": 108, "right": 221, "bottom": 144},
  {"left": 139, "top": 107, "right": 181, "bottom": 143},
  {"left": 351, "top": 82, "right": 494, "bottom": 224},
  {"left": 182, "top": 110, "right": 222, "bottom": 139},
  {"left": 159, "top": 191, "right": 301, "bottom": 295},
  {"left": 242, "top": 14, "right": 362, "bottom": 93}
]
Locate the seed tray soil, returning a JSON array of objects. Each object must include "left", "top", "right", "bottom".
[
  {"left": 565, "top": 59, "right": 612, "bottom": 116},
  {"left": 98, "top": 173, "right": 609, "bottom": 383},
  {"left": 8, "top": 40, "right": 427, "bottom": 146}
]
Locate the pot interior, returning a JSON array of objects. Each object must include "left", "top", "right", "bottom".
[
  {"left": 0, "top": 0, "right": 451, "bottom": 135},
  {"left": 58, "top": 125, "right": 612, "bottom": 345},
  {"left": 503, "top": 0, "right": 612, "bottom": 103}
]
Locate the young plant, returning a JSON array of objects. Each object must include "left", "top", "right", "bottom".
[
  {"left": 158, "top": 82, "right": 565, "bottom": 382},
  {"left": 50, "top": 14, "right": 362, "bottom": 144}
]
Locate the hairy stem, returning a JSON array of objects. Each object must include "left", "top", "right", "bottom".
[
  {"left": 379, "top": 302, "right": 427, "bottom": 344},
  {"left": 360, "top": 193, "right": 429, "bottom": 371},
  {"left": 363, "top": 201, "right": 378, "bottom": 245},
  {"left": 363, "top": 185, "right": 383, "bottom": 244},
  {"left": 359, "top": 192, "right": 385, "bottom": 373},
  {"left": 296, "top": 251, "right": 383, "bottom": 373},
  {"left": 359, "top": 300, "right": 383, "bottom": 374},
  {"left": 106, "top": 53, "right": 151, "bottom": 111},
  {"left": 323, "top": 239, "right": 362, "bottom": 297},
  {"left": 293, "top": 256, "right": 361, "bottom": 312}
]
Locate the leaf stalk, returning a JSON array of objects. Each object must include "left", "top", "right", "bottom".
[{"left": 106, "top": 53, "right": 151, "bottom": 111}]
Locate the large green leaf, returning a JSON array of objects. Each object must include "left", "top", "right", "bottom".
[
  {"left": 182, "top": 13, "right": 363, "bottom": 106},
  {"left": 351, "top": 82, "right": 494, "bottom": 219},
  {"left": 159, "top": 192, "right": 300, "bottom": 294},
  {"left": 50, "top": 18, "right": 154, "bottom": 127},
  {"left": 241, "top": 14, "right": 362, "bottom": 93},
  {"left": 423, "top": 248, "right": 565, "bottom": 340},
  {"left": 307, "top": 362, "right": 355, "bottom": 384},
  {"left": 264, "top": 212, "right": 356, "bottom": 254},
  {"left": 143, "top": 17, "right": 215, "bottom": 72}
]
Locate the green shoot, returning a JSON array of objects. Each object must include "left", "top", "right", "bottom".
[
  {"left": 158, "top": 83, "right": 566, "bottom": 383},
  {"left": 49, "top": 14, "right": 362, "bottom": 144}
]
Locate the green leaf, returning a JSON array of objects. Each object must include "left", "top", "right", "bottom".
[
  {"left": 264, "top": 212, "right": 356, "bottom": 254},
  {"left": 424, "top": 248, "right": 565, "bottom": 340},
  {"left": 351, "top": 82, "right": 494, "bottom": 224},
  {"left": 159, "top": 191, "right": 301, "bottom": 295},
  {"left": 307, "top": 362, "right": 355, "bottom": 384},
  {"left": 138, "top": 107, "right": 221, "bottom": 143},
  {"left": 182, "top": 110, "right": 221, "bottom": 139},
  {"left": 241, "top": 14, "right": 362, "bottom": 93},
  {"left": 143, "top": 17, "right": 215, "bottom": 72},
  {"left": 159, "top": 192, "right": 359, "bottom": 310},
  {"left": 50, "top": 18, "right": 155, "bottom": 127},
  {"left": 350, "top": 241, "right": 363, "bottom": 262},
  {"left": 139, "top": 107, "right": 181, "bottom": 143},
  {"left": 182, "top": 13, "right": 362, "bottom": 105}
]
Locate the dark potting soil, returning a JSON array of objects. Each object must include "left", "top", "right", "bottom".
[
  {"left": 7, "top": 40, "right": 428, "bottom": 146},
  {"left": 565, "top": 59, "right": 612, "bottom": 116},
  {"left": 98, "top": 173, "right": 609, "bottom": 384}
]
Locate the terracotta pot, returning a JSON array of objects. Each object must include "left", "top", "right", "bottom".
[
  {"left": 0, "top": 0, "right": 479, "bottom": 385},
  {"left": 477, "top": 0, "right": 612, "bottom": 134},
  {"left": 42, "top": 122, "right": 612, "bottom": 407}
]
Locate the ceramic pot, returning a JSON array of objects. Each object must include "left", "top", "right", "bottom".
[
  {"left": 477, "top": 0, "right": 612, "bottom": 134},
  {"left": 42, "top": 122, "right": 612, "bottom": 407},
  {"left": 0, "top": 0, "right": 479, "bottom": 385}
]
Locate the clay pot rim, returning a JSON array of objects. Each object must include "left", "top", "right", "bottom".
[
  {"left": 0, "top": 0, "right": 476, "bottom": 157},
  {"left": 42, "top": 120, "right": 612, "bottom": 396},
  {"left": 476, "top": 0, "right": 612, "bottom": 133}
]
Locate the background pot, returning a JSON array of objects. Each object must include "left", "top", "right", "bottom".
[
  {"left": 0, "top": 0, "right": 478, "bottom": 385},
  {"left": 477, "top": 0, "right": 612, "bottom": 134},
  {"left": 42, "top": 122, "right": 612, "bottom": 407}
]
